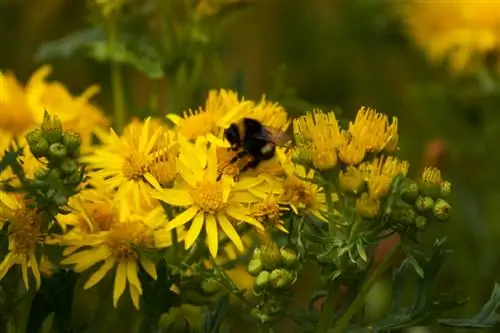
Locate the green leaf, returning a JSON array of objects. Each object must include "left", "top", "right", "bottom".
[
  {"left": 203, "top": 294, "right": 230, "bottom": 333},
  {"left": 356, "top": 241, "right": 368, "bottom": 263},
  {"left": 439, "top": 283, "right": 500, "bottom": 329}
]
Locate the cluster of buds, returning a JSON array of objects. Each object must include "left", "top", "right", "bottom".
[
  {"left": 247, "top": 243, "right": 299, "bottom": 324},
  {"left": 391, "top": 166, "right": 452, "bottom": 232},
  {"left": 173, "top": 264, "right": 224, "bottom": 306},
  {"left": 25, "top": 111, "right": 84, "bottom": 219}
]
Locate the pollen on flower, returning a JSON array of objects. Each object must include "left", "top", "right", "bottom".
[
  {"left": 106, "top": 221, "right": 153, "bottom": 260},
  {"left": 251, "top": 195, "right": 288, "bottom": 233},
  {"left": 122, "top": 151, "right": 149, "bottom": 181},
  {"left": 191, "top": 181, "right": 227, "bottom": 214},
  {"left": 422, "top": 166, "right": 442, "bottom": 186}
]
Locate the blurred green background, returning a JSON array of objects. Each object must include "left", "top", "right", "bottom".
[{"left": 1, "top": 0, "right": 498, "bottom": 331}]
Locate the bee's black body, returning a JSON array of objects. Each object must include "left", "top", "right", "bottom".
[{"left": 219, "top": 118, "right": 276, "bottom": 180}]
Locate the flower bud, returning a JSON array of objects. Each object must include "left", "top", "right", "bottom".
[
  {"left": 60, "top": 158, "right": 78, "bottom": 175},
  {"left": 259, "top": 243, "right": 281, "bottom": 270},
  {"left": 440, "top": 181, "right": 451, "bottom": 198},
  {"left": 252, "top": 247, "right": 262, "bottom": 261},
  {"left": 30, "top": 138, "right": 49, "bottom": 158},
  {"left": 401, "top": 180, "right": 419, "bottom": 203},
  {"left": 53, "top": 194, "right": 68, "bottom": 206},
  {"left": 415, "top": 215, "right": 427, "bottom": 230},
  {"left": 338, "top": 166, "right": 364, "bottom": 194},
  {"left": 248, "top": 259, "right": 263, "bottom": 276},
  {"left": 432, "top": 199, "right": 452, "bottom": 222},
  {"left": 390, "top": 200, "right": 417, "bottom": 225},
  {"left": 62, "top": 131, "right": 81, "bottom": 156},
  {"left": 270, "top": 268, "right": 294, "bottom": 289},
  {"left": 35, "top": 168, "right": 49, "bottom": 180},
  {"left": 48, "top": 143, "right": 67, "bottom": 160},
  {"left": 255, "top": 270, "right": 271, "bottom": 289},
  {"left": 25, "top": 129, "right": 43, "bottom": 147},
  {"left": 65, "top": 167, "right": 83, "bottom": 184},
  {"left": 280, "top": 247, "right": 298, "bottom": 267},
  {"left": 41, "top": 111, "right": 63, "bottom": 144},
  {"left": 419, "top": 182, "right": 441, "bottom": 199},
  {"left": 47, "top": 169, "right": 62, "bottom": 181},
  {"left": 415, "top": 196, "right": 434, "bottom": 213},
  {"left": 355, "top": 193, "right": 380, "bottom": 219},
  {"left": 201, "top": 278, "right": 221, "bottom": 295}
]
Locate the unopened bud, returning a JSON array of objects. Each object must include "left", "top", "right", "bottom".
[
  {"left": 62, "top": 131, "right": 81, "bottom": 156},
  {"left": 432, "top": 199, "right": 452, "bottom": 222},
  {"left": 280, "top": 247, "right": 298, "bottom": 267},
  {"left": 65, "top": 167, "right": 83, "bottom": 184},
  {"left": 440, "top": 181, "right": 451, "bottom": 198},
  {"left": 35, "top": 168, "right": 49, "bottom": 180},
  {"left": 48, "top": 143, "right": 67, "bottom": 160},
  {"left": 41, "top": 111, "right": 63, "bottom": 143},
  {"left": 270, "top": 268, "right": 294, "bottom": 289},
  {"left": 30, "top": 138, "right": 49, "bottom": 158},
  {"left": 248, "top": 259, "right": 263, "bottom": 276},
  {"left": 47, "top": 169, "right": 62, "bottom": 181},
  {"left": 252, "top": 247, "right": 262, "bottom": 261},
  {"left": 25, "top": 129, "right": 43, "bottom": 147},
  {"left": 259, "top": 243, "right": 281, "bottom": 270},
  {"left": 401, "top": 180, "right": 419, "bottom": 203},
  {"left": 255, "top": 270, "right": 271, "bottom": 289},
  {"left": 415, "top": 215, "right": 427, "bottom": 230},
  {"left": 419, "top": 182, "right": 441, "bottom": 199},
  {"left": 390, "top": 200, "right": 417, "bottom": 225},
  {"left": 60, "top": 158, "right": 78, "bottom": 175},
  {"left": 415, "top": 196, "right": 434, "bottom": 213}
]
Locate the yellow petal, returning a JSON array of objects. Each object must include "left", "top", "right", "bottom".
[
  {"left": 217, "top": 212, "right": 244, "bottom": 252},
  {"left": 139, "top": 258, "right": 157, "bottom": 280},
  {"left": 0, "top": 252, "right": 15, "bottom": 280},
  {"left": 165, "top": 206, "right": 199, "bottom": 231},
  {"left": 185, "top": 212, "right": 205, "bottom": 249},
  {"left": 176, "top": 160, "right": 197, "bottom": 188},
  {"left": 113, "top": 261, "right": 127, "bottom": 308},
  {"left": 129, "top": 284, "right": 141, "bottom": 310},
  {"left": 205, "top": 214, "right": 218, "bottom": 258},
  {"left": 226, "top": 205, "right": 264, "bottom": 231},
  {"left": 64, "top": 246, "right": 111, "bottom": 273},
  {"left": 233, "top": 177, "right": 262, "bottom": 190},
  {"left": 152, "top": 188, "right": 193, "bottom": 207},
  {"left": 21, "top": 258, "right": 29, "bottom": 290},
  {"left": 230, "top": 191, "right": 260, "bottom": 203},
  {"left": 84, "top": 257, "right": 116, "bottom": 290},
  {"left": 207, "top": 143, "right": 218, "bottom": 182},
  {"left": 29, "top": 252, "right": 41, "bottom": 290},
  {"left": 126, "top": 260, "right": 142, "bottom": 295},
  {"left": 206, "top": 133, "right": 230, "bottom": 147},
  {"left": 144, "top": 172, "right": 162, "bottom": 190},
  {"left": 166, "top": 113, "right": 181, "bottom": 125}
]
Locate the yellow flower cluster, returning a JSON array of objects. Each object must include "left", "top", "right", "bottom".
[{"left": 398, "top": 1, "right": 500, "bottom": 73}]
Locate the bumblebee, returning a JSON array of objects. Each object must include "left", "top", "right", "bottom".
[{"left": 217, "top": 117, "right": 291, "bottom": 180}]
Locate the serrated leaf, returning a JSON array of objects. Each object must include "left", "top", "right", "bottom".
[{"left": 439, "top": 283, "right": 500, "bottom": 328}]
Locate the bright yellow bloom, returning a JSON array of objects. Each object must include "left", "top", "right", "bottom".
[
  {"left": 348, "top": 107, "right": 398, "bottom": 153},
  {"left": 361, "top": 156, "right": 409, "bottom": 199},
  {"left": 355, "top": 193, "right": 381, "bottom": 219},
  {"left": 399, "top": 1, "right": 500, "bottom": 73},
  {"left": 421, "top": 166, "right": 443, "bottom": 186},
  {"left": 0, "top": 195, "right": 42, "bottom": 290},
  {"left": 250, "top": 192, "right": 289, "bottom": 234},
  {"left": 24, "top": 65, "right": 109, "bottom": 148},
  {"left": 82, "top": 118, "right": 172, "bottom": 208},
  {"left": 59, "top": 196, "right": 179, "bottom": 309},
  {"left": 338, "top": 166, "right": 364, "bottom": 194},
  {"left": 167, "top": 89, "right": 250, "bottom": 146},
  {"left": 338, "top": 137, "right": 366, "bottom": 165},
  {"left": 152, "top": 138, "right": 264, "bottom": 258},
  {"left": 248, "top": 96, "right": 290, "bottom": 133},
  {"left": 293, "top": 109, "right": 344, "bottom": 170}
]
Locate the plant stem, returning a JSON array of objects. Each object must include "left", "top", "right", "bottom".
[
  {"left": 315, "top": 278, "right": 342, "bottom": 333},
  {"left": 329, "top": 244, "right": 401, "bottom": 333},
  {"left": 108, "top": 16, "right": 126, "bottom": 133}
]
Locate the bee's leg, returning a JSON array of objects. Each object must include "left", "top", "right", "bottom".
[
  {"left": 217, "top": 150, "right": 249, "bottom": 181},
  {"left": 239, "top": 158, "right": 261, "bottom": 174}
]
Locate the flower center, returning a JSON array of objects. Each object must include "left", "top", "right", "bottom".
[
  {"left": 177, "top": 111, "right": 217, "bottom": 140},
  {"left": 281, "top": 176, "right": 317, "bottom": 209},
  {"left": 8, "top": 208, "right": 41, "bottom": 254},
  {"left": 106, "top": 221, "right": 152, "bottom": 260},
  {"left": 191, "top": 181, "right": 226, "bottom": 214},
  {"left": 80, "top": 202, "right": 116, "bottom": 233},
  {"left": 252, "top": 196, "right": 281, "bottom": 224},
  {"left": 122, "top": 151, "right": 149, "bottom": 181}
]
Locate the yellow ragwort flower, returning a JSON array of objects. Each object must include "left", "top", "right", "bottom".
[
  {"left": 0, "top": 195, "right": 42, "bottom": 290},
  {"left": 355, "top": 193, "right": 381, "bottom": 219},
  {"left": 250, "top": 192, "right": 289, "bottom": 234},
  {"left": 363, "top": 156, "right": 409, "bottom": 199},
  {"left": 82, "top": 118, "right": 173, "bottom": 207},
  {"left": 338, "top": 165, "right": 364, "bottom": 194},
  {"left": 293, "top": 109, "right": 344, "bottom": 170},
  {"left": 152, "top": 138, "right": 264, "bottom": 258},
  {"left": 59, "top": 196, "right": 181, "bottom": 309},
  {"left": 421, "top": 166, "right": 442, "bottom": 186},
  {"left": 338, "top": 136, "right": 366, "bottom": 165},
  {"left": 348, "top": 107, "right": 399, "bottom": 153}
]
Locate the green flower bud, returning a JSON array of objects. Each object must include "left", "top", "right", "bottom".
[
  {"left": 47, "top": 169, "right": 62, "bottom": 181},
  {"left": 30, "top": 138, "right": 49, "bottom": 158},
  {"left": 248, "top": 259, "right": 263, "bottom": 276},
  {"left": 65, "top": 167, "right": 83, "bottom": 184},
  {"left": 440, "top": 181, "right": 451, "bottom": 198},
  {"left": 53, "top": 194, "right": 68, "bottom": 206},
  {"left": 201, "top": 278, "right": 221, "bottom": 295},
  {"left": 41, "top": 111, "right": 63, "bottom": 143},
  {"left": 432, "top": 199, "right": 452, "bottom": 222},
  {"left": 63, "top": 131, "right": 81, "bottom": 156},
  {"left": 270, "top": 268, "right": 294, "bottom": 289},
  {"left": 60, "top": 158, "right": 78, "bottom": 175},
  {"left": 259, "top": 243, "right": 281, "bottom": 270},
  {"left": 255, "top": 270, "right": 271, "bottom": 289},
  {"left": 280, "top": 247, "right": 298, "bottom": 267},
  {"left": 35, "top": 168, "right": 49, "bottom": 180},
  {"left": 419, "top": 182, "right": 441, "bottom": 199},
  {"left": 252, "top": 247, "right": 262, "bottom": 261},
  {"left": 25, "top": 129, "right": 43, "bottom": 147},
  {"left": 415, "top": 196, "right": 434, "bottom": 213},
  {"left": 415, "top": 215, "right": 427, "bottom": 230},
  {"left": 48, "top": 143, "right": 67, "bottom": 160},
  {"left": 390, "top": 200, "right": 417, "bottom": 225},
  {"left": 401, "top": 180, "right": 419, "bottom": 203}
]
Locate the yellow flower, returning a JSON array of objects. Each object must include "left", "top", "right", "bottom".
[
  {"left": 338, "top": 166, "right": 364, "bottom": 194},
  {"left": 421, "top": 166, "right": 443, "bottom": 186},
  {"left": 293, "top": 109, "right": 344, "bottom": 170},
  {"left": 167, "top": 89, "right": 250, "bottom": 146},
  {"left": 362, "top": 156, "right": 409, "bottom": 199},
  {"left": 248, "top": 96, "right": 290, "bottom": 132},
  {"left": 0, "top": 71, "right": 36, "bottom": 145},
  {"left": 355, "top": 193, "right": 381, "bottom": 219},
  {"left": 82, "top": 118, "right": 171, "bottom": 207},
  {"left": 24, "top": 65, "right": 109, "bottom": 148},
  {"left": 338, "top": 137, "right": 366, "bottom": 165},
  {"left": 399, "top": 1, "right": 500, "bottom": 73},
  {"left": 152, "top": 139, "right": 264, "bottom": 258},
  {"left": 348, "top": 107, "right": 398, "bottom": 153},
  {"left": 250, "top": 192, "right": 289, "bottom": 234},
  {"left": 59, "top": 198, "right": 179, "bottom": 309},
  {"left": 0, "top": 195, "right": 42, "bottom": 290}
]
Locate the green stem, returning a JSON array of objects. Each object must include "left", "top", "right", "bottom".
[
  {"left": 329, "top": 244, "right": 401, "bottom": 333},
  {"left": 108, "top": 16, "right": 126, "bottom": 133},
  {"left": 315, "top": 278, "right": 342, "bottom": 333}
]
